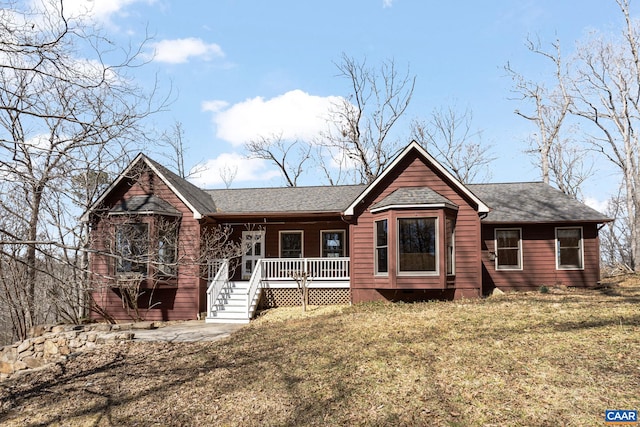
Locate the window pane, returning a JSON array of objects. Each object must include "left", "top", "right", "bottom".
[
  {"left": 398, "top": 218, "right": 436, "bottom": 272},
  {"left": 322, "top": 231, "right": 344, "bottom": 257},
  {"left": 157, "top": 226, "right": 177, "bottom": 276},
  {"left": 281, "top": 232, "right": 302, "bottom": 258},
  {"left": 375, "top": 220, "right": 388, "bottom": 274},
  {"left": 558, "top": 228, "right": 582, "bottom": 268},
  {"left": 376, "top": 220, "right": 387, "bottom": 246},
  {"left": 496, "top": 229, "right": 521, "bottom": 269},
  {"left": 115, "top": 223, "right": 148, "bottom": 274}
]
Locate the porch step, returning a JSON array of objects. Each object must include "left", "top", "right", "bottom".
[{"left": 206, "top": 281, "right": 258, "bottom": 324}]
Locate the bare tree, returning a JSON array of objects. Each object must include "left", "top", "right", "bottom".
[
  {"left": 507, "top": 38, "right": 594, "bottom": 198},
  {"left": 318, "top": 53, "right": 416, "bottom": 184},
  {"left": 0, "top": 0, "right": 162, "bottom": 340},
  {"left": 245, "top": 133, "right": 311, "bottom": 187},
  {"left": 410, "top": 105, "right": 495, "bottom": 183},
  {"left": 506, "top": 39, "right": 572, "bottom": 184},
  {"left": 600, "top": 190, "right": 634, "bottom": 275},
  {"left": 160, "top": 121, "right": 188, "bottom": 178},
  {"left": 566, "top": 0, "right": 640, "bottom": 271},
  {"left": 219, "top": 164, "right": 238, "bottom": 189}
]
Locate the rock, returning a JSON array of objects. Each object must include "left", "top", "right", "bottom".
[
  {"left": 19, "top": 350, "right": 34, "bottom": 358},
  {"left": 34, "top": 336, "right": 46, "bottom": 344},
  {"left": 13, "top": 361, "right": 27, "bottom": 371},
  {"left": 59, "top": 346, "right": 70, "bottom": 356},
  {"left": 28, "top": 325, "right": 46, "bottom": 338},
  {"left": 23, "top": 357, "right": 46, "bottom": 369},
  {"left": 51, "top": 325, "right": 66, "bottom": 333},
  {"left": 0, "top": 348, "right": 17, "bottom": 363},
  {"left": 0, "top": 361, "right": 14, "bottom": 375},
  {"left": 491, "top": 287, "right": 505, "bottom": 296},
  {"left": 118, "top": 332, "right": 135, "bottom": 340},
  {"left": 91, "top": 324, "right": 112, "bottom": 332},
  {"left": 131, "top": 321, "right": 155, "bottom": 330},
  {"left": 43, "top": 340, "right": 59, "bottom": 356},
  {"left": 17, "top": 340, "right": 32, "bottom": 354},
  {"left": 87, "top": 333, "right": 97, "bottom": 343}
]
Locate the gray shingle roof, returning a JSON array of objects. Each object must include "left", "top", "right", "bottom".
[
  {"left": 109, "top": 195, "right": 181, "bottom": 216},
  {"left": 206, "top": 185, "right": 366, "bottom": 214},
  {"left": 468, "top": 182, "right": 611, "bottom": 223},
  {"left": 371, "top": 187, "right": 457, "bottom": 211},
  {"left": 145, "top": 157, "right": 218, "bottom": 215}
]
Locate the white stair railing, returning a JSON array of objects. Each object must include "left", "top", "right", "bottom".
[
  {"left": 246, "top": 258, "right": 264, "bottom": 318},
  {"left": 206, "top": 259, "right": 229, "bottom": 318}
]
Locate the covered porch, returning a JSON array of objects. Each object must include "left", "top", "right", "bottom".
[{"left": 205, "top": 257, "right": 350, "bottom": 323}]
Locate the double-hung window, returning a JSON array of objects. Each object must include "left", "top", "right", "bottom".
[
  {"left": 495, "top": 228, "right": 522, "bottom": 270},
  {"left": 397, "top": 217, "right": 437, "bottom": 274},
  {"left": 157, "top": 226, "right": 178, "bottom": 276},
  {"left": 115, "top": 223, "right": 149, "bottom": 275},
  {"left": 280, "top": 231, "right": 303, "bottom": 258},
  {"left": 375, "top": 219, "right": 388, "bottom": 274},
  {"left": 556, "top": 227, "right": 583, "bottom": 269},
  {"left": 321, "top": 231, "right": 345, "bottom": 257}
]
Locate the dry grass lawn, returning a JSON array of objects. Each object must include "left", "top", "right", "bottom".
[{"left": 1, "top": 276, "right": 639, "bottom": 426}]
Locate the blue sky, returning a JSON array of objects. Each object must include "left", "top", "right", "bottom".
[{"left": 57, "top": 0, "right": 634, "bottom": 210}]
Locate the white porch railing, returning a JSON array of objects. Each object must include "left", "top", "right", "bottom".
[
  {"left": 260, "top": 257, "right": 350, "bottom": 281},
  {"left": 206, "top": 259, "right": 228, "bottom": 318},
  {"left": 207, "top": 257, "right": 350, "bottom": 321}
]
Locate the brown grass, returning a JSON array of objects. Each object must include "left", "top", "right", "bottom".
[{"left": 1, "top": 276, "right": 639, "bottom": 426}]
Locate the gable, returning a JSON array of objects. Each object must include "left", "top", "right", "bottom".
[
  {"left": 344, "top": 141, "right": 489, "bottom": 216},
  {"left": 82, "top": 154, "right": 216, "bottom": 221}
]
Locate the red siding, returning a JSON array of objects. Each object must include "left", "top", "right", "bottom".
[
  {"left": 350, "top": 150, "right": 483, "bottom": 302},
  {"left": 481, "top": 223, "right": 601, "bottom": 292},
  {"left": 90, "top": 166, "right": 204, "bottom": 322}
]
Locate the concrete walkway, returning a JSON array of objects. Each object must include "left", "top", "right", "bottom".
[{"left": 131, "top": 320, "right": 245, "bottom": 343}]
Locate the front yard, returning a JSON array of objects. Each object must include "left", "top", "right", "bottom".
[{"left": 1, "top": 276, "right": 639, "bottom": 426}]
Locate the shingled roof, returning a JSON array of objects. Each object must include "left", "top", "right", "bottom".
[
  {"left": 468, "top": 182, "right": 611, "bottom": 223},
  {"left": 371, "top": 187, "right": 457, "bottom": 212},
  {"left": 206, "top": 185, "right": 365, "bottom": 214},
  {"left": 109, "top": 195, "right": 182, "bottom": 216},
  {"left": 144, "top": 157, "right": 217, "bottom": 216}
]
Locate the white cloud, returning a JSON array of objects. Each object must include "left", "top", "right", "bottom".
[
  {"left": 383, "top": 0, "right": 395, "bottom": 8},
  {"left": 189, "top": 152, "right": 280, "bottom": 188},
  {"left": 584, "top": 196, "right": 609, "bottom": 214},
  {"left": 151, "top": 38, "right": 224, "bottom": 64},
  {"left": 207, "top": 90, "right": 343, "bottom": 146},
  {"left": 201, "top": 100, "right": 229, "bottom": 113}
]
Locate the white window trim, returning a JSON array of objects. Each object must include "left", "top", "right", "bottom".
[
  {"left": 279, "top": 230, "right": 304, "bottom": 258},
  {"left": 396, "top": 216, "right": 439, "bottom": 277},
  {"left": 494, "top": 228, "right": 523, "bottom": 271},
  {"left": 320, "top": 230, "right": 346, "bottom": 258},
  {"left": 374, "top": 219, "right": 389, "bottom": 277},
  {"left": 555, "top": 226, "right": 584, "bottom": 270}
]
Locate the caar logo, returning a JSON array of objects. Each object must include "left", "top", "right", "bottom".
[{"left": 605, "top": 410, "right": 638, "bottom": 425}]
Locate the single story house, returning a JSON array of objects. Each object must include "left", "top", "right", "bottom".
[{"left": 85, "top": 141, "right": 611, "bottom": 323}]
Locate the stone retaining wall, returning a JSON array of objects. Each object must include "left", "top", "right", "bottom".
[{"left": 0, "top": 323, "right": 139, "bottom": 380}]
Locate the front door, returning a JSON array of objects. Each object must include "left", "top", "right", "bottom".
[{"left": 242, "top": 231, "right": 264, "bottom": 280}]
